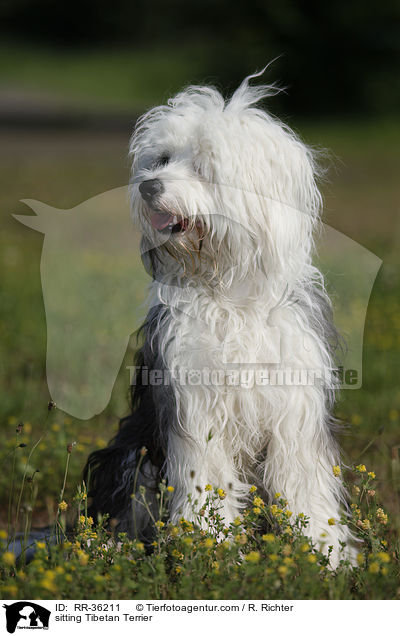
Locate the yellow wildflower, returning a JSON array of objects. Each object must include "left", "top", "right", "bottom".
[
  {"left": 253, "top": 507, "right": 261, "bottom": 515},
  {"left": 2, "top": 551, "right": 16, "bottom": 567},
  {"left": 328, "top": 518, "right": 336, "bottom": 526},
  {"left": 249, "top": 485, "right": 257, "bottom": 493},
  {"left": 3, "top": 584, "right": 18, "bottom": 597},
  {"left": 307, "top": 554, "right": 317, "bottom": 564},
  {"left": 262, "top": 533, "right": 275, "bottom": 543},
  {"left": 253, "top": 496, "right": 264, "bottom": 508},
  {"left": 368, "top": 562, "right": 380, "bottom": 574},
  {"left": 205, "top": 484, "right": 212, "bottom": 492},
  {"left": 300, "top": 543, "right": 310, "bottom": 552},
  {"left": 217, "top": 488, "right": 226, "bottom": 499},
  {"left": 136, "top": 541, "right": 145, "bottom": 551},
  {"left": 332, "top": 465, "right": 341, "bottom": 477},
  {"left": 167, "top": 486, "right": 175, "bottom": 492},
  {"left": 0, "top": 529, "right": 7, "bottom": 540},
  {"left": 274, "top": 492, "right": 281, "bottom": 498},
  {"left": 377, "top": 508, "right": 388, "bottom": 525},
  {"left": 278, "top": 565, "right": 288, "bottom": 576},
  {"left": 58, "top": 500, "right": 68, "bottom": 511},
  {"left": 377, "top": 552, "right": 390, "bottom": 563},
  {"left": 155, "top": 521, "right": 165, "bottom": 529},
  {"left": 368, "top": 471, "right": 376, "bottom": 479},
  {"left": 356, "top": 464, "right": 366, "bottom": 473},
  {"left": 203, "top": 538, "right": 215, "bottom": 549},
  {"left": 245, "top": 551, "right": 260, "bottom": 563},
  {"left": 78, "top": 551, "right": 89, "bottom": 566}
]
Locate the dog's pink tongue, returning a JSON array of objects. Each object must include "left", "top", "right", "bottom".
[{"left": 151, "top": 211, "right": 172, "bottom": 230}]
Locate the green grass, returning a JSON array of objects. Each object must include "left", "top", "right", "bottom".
[{"left": 0, "top": 120, "right": 399, "bottom": 598}]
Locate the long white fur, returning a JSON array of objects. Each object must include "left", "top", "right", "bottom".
[{"left": 128, "top": 73, "right": 355, "bottom": 566}]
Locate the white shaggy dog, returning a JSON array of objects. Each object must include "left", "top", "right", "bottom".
[{"left": 86, "top": 71, "right": 354, "bottom": 567}]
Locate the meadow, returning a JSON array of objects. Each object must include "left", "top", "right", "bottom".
[{"left": 0, "top": 115, "right": 399, "bottom": 599}]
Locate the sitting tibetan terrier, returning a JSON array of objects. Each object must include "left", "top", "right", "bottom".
[{"left": 85, "top": 71, "right": 354, "bottom": 566}]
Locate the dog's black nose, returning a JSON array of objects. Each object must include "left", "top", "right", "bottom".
[{"left": 139, "top": 178, "right": 164, "bottom": 201}]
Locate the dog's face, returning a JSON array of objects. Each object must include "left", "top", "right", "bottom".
[{"left": 129, "top": 78, "right": 321, "bottom": 285}]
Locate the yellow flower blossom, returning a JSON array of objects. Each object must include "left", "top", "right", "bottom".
[
  {"left": 155, "top": 521, "right": 165, "bottom": 529},
  {"left": 167, "top": 486, "right": 175, "bottom": 492},
  {"left": 203, "top": 538, "right": 215, "bottom": 549},
  {"left": 368, "top": 562, "right": 380, "bottom": 574},
  {"left": 249, "top": 485, "right": 257, "bottom": 493},
  {"left": 377, "top": 552, "right": 390, "bottom": 563},
  {"left": 2, "top": 551, "right": 16, "bottom": 567},
  {"left": 307, "top": 554, "right": 317, "bottom": 564},
  {"left": 58, "top": 500, "right": 68, "bottom": 511},
  {"left": 205, "top": 484, "right": 212, "bottom": 492},
  {"left": 245, "top": 551, "right": 260, "bottom": 563},
  {"left": 328, "top": 518, "right": 336, "bottom": 526},
  {"left": 300, "top": 543, "right": 310, "bottom": 552},
  {"left": 377, "top": 508, "right": 388, "bottom": 525},
  {"left": 368, "top": 471, "right": 376, "bottom": 479},
  {"left": 253, "top": 507, "right": 261, "bottom": 515},
  {"left": 134, "top": 541, "right": 145, "bottom": 551},
  {"left": 253, "top": 496, "right": 264, "bottom": 508},
  {"left": 0, "top": 529, "right": 7, "bottom": 540},
  {"left": 262, "top": 533, "right": 275, "bottom": 543},
  {"left": 278, "top": 565, "right": 288, "bottom": 576},
  {"left": 356, "top": 464, "right": 366, "bottom": 473},
  {"left": 332, "top": 465, "right": 341, "bottom": 477},
  {"left": 217, "top": 488, "right": 226, "bottom": 499}
]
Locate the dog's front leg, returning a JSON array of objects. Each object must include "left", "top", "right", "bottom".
[
  {"left": 262, "top": 386, "right": 354, "bottom": 567},
  {"left": 165, "top": 429, "right": 242, "bottom": 529}
]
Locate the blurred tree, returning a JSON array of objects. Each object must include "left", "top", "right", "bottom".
[{"left": 0, "top": 0, "right": 399, "bottom": 116}]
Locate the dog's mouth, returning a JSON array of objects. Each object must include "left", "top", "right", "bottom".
[{"left": 150, "top": 210, "right": 190, "bottom": 234}]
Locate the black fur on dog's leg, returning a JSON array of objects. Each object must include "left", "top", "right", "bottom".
[{"left": 83, "top": 343, "right": 167, "bottom": 542}]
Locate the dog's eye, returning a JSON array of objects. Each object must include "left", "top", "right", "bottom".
[{"left": 156, "top": 154, "right": 170, "bottom": 167}]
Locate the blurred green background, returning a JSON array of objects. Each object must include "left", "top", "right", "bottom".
[{"left": 0, "top": 1, "right": 399, "bottom": 531}]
